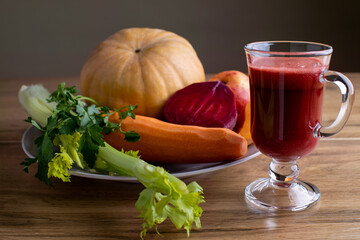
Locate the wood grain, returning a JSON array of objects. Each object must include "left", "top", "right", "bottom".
[{"left": 0, "top": 74, "right": 359, "bottom": 239}]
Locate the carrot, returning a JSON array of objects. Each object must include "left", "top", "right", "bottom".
[{"left": 103, "top": 113, "right": 248, "bottom": 163}]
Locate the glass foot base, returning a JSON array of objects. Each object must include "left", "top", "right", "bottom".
[{"left": 245, "top": 178, "right": 320, "bottom": 211}]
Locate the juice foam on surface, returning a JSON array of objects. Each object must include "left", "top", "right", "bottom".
[{"left": 249, "top": 57, "right": 325, "bottom": 90}]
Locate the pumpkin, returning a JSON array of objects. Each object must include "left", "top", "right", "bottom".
[{"left": 80, "top": 28, "right": 206, "bottom": 119}]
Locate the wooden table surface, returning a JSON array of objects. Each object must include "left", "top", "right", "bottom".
[{"left": 1, "top": 74, "right": 359, "bottom": 240}]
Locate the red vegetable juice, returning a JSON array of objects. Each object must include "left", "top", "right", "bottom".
[{"left": 248, "top": 57, "right": 326, "bottom": 161}]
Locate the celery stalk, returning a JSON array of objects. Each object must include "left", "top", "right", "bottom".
[
  {"left": 18, "top": 84, "right": 204, "bottom": 238},
  {"left": 18, "top": 85, "right": 56, "bottom": 127}
]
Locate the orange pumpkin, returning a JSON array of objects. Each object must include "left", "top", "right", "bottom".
[{"left": 80, "top": 28, "right": 205, "bottom": 119}]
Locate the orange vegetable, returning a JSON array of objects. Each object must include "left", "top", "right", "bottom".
[{"left": 103, "top": 114, "right": 248, "bottom": 163}]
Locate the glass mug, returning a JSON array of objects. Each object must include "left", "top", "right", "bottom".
[{"left": 244, "top": 41, "right": 355, "bottom": 211}]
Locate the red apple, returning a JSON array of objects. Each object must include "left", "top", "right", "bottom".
[{"left": 209, "top": 70, "right": 251, "bottom": 140}]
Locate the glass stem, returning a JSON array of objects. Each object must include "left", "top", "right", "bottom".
[{"left": 269, "top": 159, "right": 299, "bottom": 188}]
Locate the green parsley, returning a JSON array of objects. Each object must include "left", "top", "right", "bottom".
[{"left": 22, "top": 82, "right": 140, "bottom": 185}]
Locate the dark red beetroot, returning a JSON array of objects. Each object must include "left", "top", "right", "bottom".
[{"left": 164, "top": 81, "right": 238, "bottom": 130}]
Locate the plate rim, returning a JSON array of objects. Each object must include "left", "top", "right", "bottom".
[{"left": 21, "top": 125, "right": 261, "bottom": 183}]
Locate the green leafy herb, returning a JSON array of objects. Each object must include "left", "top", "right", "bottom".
[{"left": 21, "top": 82, "right": 140, "bottom": 181}]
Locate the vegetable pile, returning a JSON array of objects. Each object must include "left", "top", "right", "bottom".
[
  {"left": 18, "top": 83, "right": 204, "bottom": 238},
  {"left": 18, "top": 27, "right": 251, "bottom": 239}
]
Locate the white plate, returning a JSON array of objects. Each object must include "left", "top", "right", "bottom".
[{"left": 21, "top": 125, "right": 261, "bottom": 183}]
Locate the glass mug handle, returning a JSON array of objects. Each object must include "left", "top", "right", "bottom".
[{"left": 314, "top": 71, "right": 355, "bottom": 137}]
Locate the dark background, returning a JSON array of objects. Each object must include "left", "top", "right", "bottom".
[{"left": 1, "top": 0, "right": 359, "bottom": 79}]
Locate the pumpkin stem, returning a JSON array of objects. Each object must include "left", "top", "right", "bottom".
[{"left": 135, "top": 49, "right": 141, "bottom": 53}]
